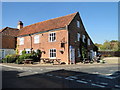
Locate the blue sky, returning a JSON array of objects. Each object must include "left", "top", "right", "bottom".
[{"left": 2, "top": 2, "right": 118, "bottom": 44}]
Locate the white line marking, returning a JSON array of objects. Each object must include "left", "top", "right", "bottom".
[
  {"left": 98, "top": 75, "right": 117, "bottom": 79},
  {"left": 91, "top": 83, "right": 105, "bottom": 88},
  {"left": 55, "top": 76, "right": 62, "bottom": 78},
  {"left": 100, "top": 82, "right": 108, "bottom": 85},
  {"left": 46, "top": 74, "right": 53, "bottom": 76},
  {"left": 76, "top": 80, "right": 88, "bottom": 84},
  {"left": 65, "top": 77, "right": 74, "bottom": 81},
  {"left": 69, "top": 76, "right": 78, "bottom": 79},
  {"left": 115, "top": 85, "right": 120, "bottom": 88},
  {"left": 81, "top": 79, "right": 85, "bottom": 80}
]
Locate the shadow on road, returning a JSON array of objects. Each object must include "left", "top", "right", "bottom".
[{"left": 2, "top": 68, "right": 120, "bottom": 89}]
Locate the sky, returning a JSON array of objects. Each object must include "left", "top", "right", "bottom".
[{"left": 2, "top": 2, "right": 118, "bottom": 44}]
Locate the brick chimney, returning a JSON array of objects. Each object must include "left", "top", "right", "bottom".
[{"left": 17, "top": 21, "right": 23, "bottom": 29}]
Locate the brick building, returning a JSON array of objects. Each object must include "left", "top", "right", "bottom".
[
  {"left": 0, "top": 27, "right": 19, "bottom": 59},
  {"left": 17, "top": 12, "right": 97, "bottom": 64}
]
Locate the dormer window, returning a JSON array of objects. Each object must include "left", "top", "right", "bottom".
[{"left": 77, "top": 20, "right": 80, "bottom": 28}]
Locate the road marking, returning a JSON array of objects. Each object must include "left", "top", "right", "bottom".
[
  {"left": 99, "top": 82, "right": 108, "bottom": 85},
  {"left": 98, "top": 75, "right": 117, "bottom": 79},
  {"left": 115, "top": 85, "right": 120, "bottom": 88},
  {"left": 55, "top": 76, "right": 62, "bottom": 78},
  {"left": 69, "top": 76, "right": 78, "bottom": 79},
  {"left": 46, "top": 74, "right": 53, "bottom": 76},
  {"left": 65, "top": 77, "right": 74, "bottom": 81},
  {"left": 76, "top": 80, "right": 88, "bottom": 84},
  {"left": 91, "top": 83, "right": 105, "bottom": 88}
]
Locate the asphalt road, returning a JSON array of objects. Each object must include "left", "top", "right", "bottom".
[{"left": 1, "top": 64, "right": 120, "bottom": 89}]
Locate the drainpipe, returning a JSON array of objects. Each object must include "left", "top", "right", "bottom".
[{"left": 29, "top": 34, "right": 32, "bottom": 53}]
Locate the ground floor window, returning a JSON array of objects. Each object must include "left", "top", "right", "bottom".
[
  {"left": 26, "top": 49, "right": 31, "bottom": 54},
  {"left": 19, "top": 50, "right": 22, "bottom": 55},
  {"left": 49, "top": 49, "right": 56, "bottom": 58}
]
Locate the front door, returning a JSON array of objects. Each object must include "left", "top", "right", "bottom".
[{"left": 69, "top": 46, "right": 75, "bottom": 64}]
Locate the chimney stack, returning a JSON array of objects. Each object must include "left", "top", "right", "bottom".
[{"left": 17, "top": 21, "right": 23, "bottom": 29}]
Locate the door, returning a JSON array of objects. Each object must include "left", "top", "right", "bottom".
[{"left": 69, "top": 46, "right": 75, "bottom": 64}]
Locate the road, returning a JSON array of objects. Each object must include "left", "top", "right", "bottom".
[{"left": 1, "top": 64, "right": 120, "bottom": 89}]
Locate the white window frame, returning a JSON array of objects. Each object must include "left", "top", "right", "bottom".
[
  {"left": 88, "top": 38, "right": 90, "bottom": 45},
  {"left": 19, "top": 37, "right": 24, "bottom": 45},
  {"left": 49, "top": 32, "right": 56, "bottom": 42},
  {"left": 34, "top": 35, "right": 40, "bottom": 44},
  {"left": 77, "top": 48, "right": 81, "bottom": 57},
  {"left": 49, "top": 49, "right": 56, "bottom": 59},
  {"left": 26, "top": 49, "right": 31, "bottom": 54},
  {"left": 77, "top": 33, "right": 80, "bottom": 41},
  {"left": 82, "top": 35, "right": 85, "bottom": 43},
  {"left": 77, "top": 20, "right": 80, "bottom": 28},
  {"left": 19, "top": 50, "right": 23, "bottom": 55}
]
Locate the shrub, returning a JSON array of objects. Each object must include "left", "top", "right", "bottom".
[
  {"left": 16, "top": 53, "right": 37, "bottom": 64},
  {"left": 3, "top": 54, "right": 19, "bottom": 63},
  {"left": 22, "top": 50, "right": 26, "bottom": 55}
]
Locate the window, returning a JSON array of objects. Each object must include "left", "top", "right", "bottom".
[
  {"left": 34, "top": 50, "right": 37, "bottom": 53},
  {"left": 61, "top": 43, "right": 65, "bottom": 48},
  {"left": 34, "top": 35, "right": 39, "bottom": 44},
  {"left": 77, "top": 33, "right": 80, "bottom": 41},
  {"left": 77, "top": 48, "right": 81, "bottom": 57},
  {"left": 19, "top": 50, "right": 22, "bottom": 55},
  {"left": 77, "top": 20, "right": 80, "bottom": 28},
  {"left": 49, "top": 49, "right": 56, "bottom": 58},
  {"left": 88, "top": 38, "right": 90, "bottom": 45},
  {"left": 49, "top": 32, "right": 56, "bottom": 42},
  {"left": 26, "top": 49, "right": 31, "bottom": 54},
  {"left": 19, "top": 38, "right": 24, "bottom": 45},
  {"left": 82, "top": 35, "right": 85, "bottom": 43}
]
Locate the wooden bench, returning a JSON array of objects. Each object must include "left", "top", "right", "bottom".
[
  {"left": 40, "top": 58, "right": 61, "bottom": 65},
  {"left": 23, "top": 59, "right": 33, "bottom": 64}
]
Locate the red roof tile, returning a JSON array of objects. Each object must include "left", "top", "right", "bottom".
[
  {"left": 0, "top": 27, "right": 19, "bottom": 37},
  {"left": 18, "top": 12, "right": 78, "bottom": 36}
]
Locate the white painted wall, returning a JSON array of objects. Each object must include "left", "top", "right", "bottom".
[{"left": 0, "top": 49, "right": 15, "bottom": 59}]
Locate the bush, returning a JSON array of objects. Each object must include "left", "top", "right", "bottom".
[
  {"left": 16, "top": 53, "right": 37, "bottom": 64},
  {"left": 3, "top": 54, "right": 19, "bottom": 63},
  {"left": 22, "top": 50, "right": 26, "bottom": 55}
]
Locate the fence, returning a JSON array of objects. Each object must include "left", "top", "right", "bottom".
[{"left": 98, "top": 51, "right": 120, "bottom": 57}]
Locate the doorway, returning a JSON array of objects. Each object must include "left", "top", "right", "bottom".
[{"left": 69, "top": 46, "right": 75, "bottom": 64}]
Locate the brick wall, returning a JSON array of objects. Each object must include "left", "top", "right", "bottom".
[
  {"left": 68, "top": 13, "right": 96, "bottom": 63},
  {"left": 2, "top": 35, "right": 16, "bottom": 49},
  {"left": 17, "top": 29, "right": 69, "bottom": 64}
]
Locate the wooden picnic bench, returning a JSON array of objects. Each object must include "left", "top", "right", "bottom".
[
  {"left": 40, "top": 58, "right": 61, "bottom": 65},
  {"left": 23, "top": 59, "right": 33, "bottom": 64}
]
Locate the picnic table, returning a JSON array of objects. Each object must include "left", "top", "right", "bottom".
[
  {"left": 23, "top": 59, "right": 33, "bottom": 64},
  {"left": 40, "top": 58, "right": 61, "bottom": 65}
]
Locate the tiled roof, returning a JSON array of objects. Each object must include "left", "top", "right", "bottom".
[
  {"left": 0, "top": 27, "right": 19, "bottom": 37},
  {"left": 18, "top": 12, "right": 78, "bottom": 36}
]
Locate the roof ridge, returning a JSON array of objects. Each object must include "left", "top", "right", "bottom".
[{"left": 20, "top": 12, "right": 78, "bottom": 30}]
